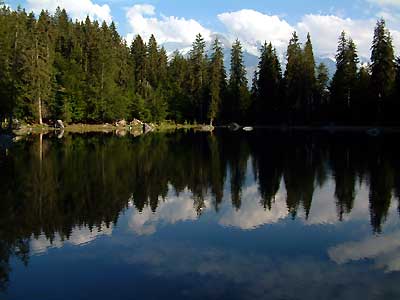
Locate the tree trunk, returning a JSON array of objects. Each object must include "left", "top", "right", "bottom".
[
  {"left": 8, "top": 28, "right": 19, "bottom": 131},
  {"left": 38, "top": 94, "right": 43, "bottom": 125},
  {"left": 36, "top": 38, "right": 43, "bottom": 125}
]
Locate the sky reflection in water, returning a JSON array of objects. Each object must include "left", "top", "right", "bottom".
[{"left": 1, "top": 130, "right": 400, "bottom": 299}]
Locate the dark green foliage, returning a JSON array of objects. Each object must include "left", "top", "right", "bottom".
[
  {"left": 188, "top": 34, "right": 208, "bottom": 123},
  {"left": 370, "top": 19, "right": 396, "bottom": 125},
  {"left": 208, "top": 38, "right": 227, "bottom": 125},
  {"left": 394, "top": 57, "right": 400, "bottom": 125},
  {"left": 224, "top": 39, "right": 250, "bottom": 123},
  {"left": 284, "top": 32, "right": 304, "bottom": 124},
  {"left": 330, "top": 32, "right": 359, "bottom": 124},
  {"left": 0, "top": 5, "right": 397, "bottom": 126},
  {"left": 371, "top": 19, "right": 395, "bottom": 101},
  {"left": 302, "top": 33, "right": 316, "bottom": 123},
  {"left": 253, "top": 42, "right": 282, "bottom": 124},
  {"left": 314, "top": 63, "right": 330, "bottom": 123}
]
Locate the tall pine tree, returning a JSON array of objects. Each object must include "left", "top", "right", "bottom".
[
  {"left": 284, "top": 32, "right": 303, "bottom": 124},
  {"left": 208, "top": 38, "right": 226, "bottom": 125},
  {"left": 226, "top": 39, "right": 250, "bottom": 122},
  {"left": 370, "top": 19, "right": 395, "bottom": 124},
  {"left": 330, "top": 32, "right": 359, "bottom": 124},
  {"left": 302, "top": 33, "right": 316, "bottom": 123},
  {"left": 253, "top": 42, "right": 282, "bottom": 124}
]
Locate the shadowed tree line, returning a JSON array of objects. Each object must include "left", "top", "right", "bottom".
[
  {"left": 1, "top": 131, "right": 400, "bottom": 289},
  {"left": 1, "top": 5, "right": 399, "bottom": 127}
]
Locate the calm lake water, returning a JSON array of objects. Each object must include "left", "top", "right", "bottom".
[{"left": 1, "top": 130, "right": 400, "bottom": 299}]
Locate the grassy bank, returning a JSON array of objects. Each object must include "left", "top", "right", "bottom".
[{"left": 10, "top": 121, "right": 213, "bottom": 136}]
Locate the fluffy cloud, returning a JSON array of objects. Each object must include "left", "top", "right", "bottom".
[
  {"left": 217, "top": 9, "right": 400, "bottom": 59},
  {"left": 218, "top": 183, "right": 289, "bottom": 230},
  {"left": 368, "top": 0, "right": 400, "bottom": 7},
  {"left": 129, "top": 187, "right": 200, "bottom": 235},
  {"left": 218, "top": 9, "right": 294, "bottom": 56},
  {"left": 329, "top": 230, "right": 400, "bottom": 272},
  {"left": 125, "top": 4, "right": 212, "bottom": 46},
  {"left": 296, "top": 15, "right": 378, "bottom": 59},
  {"left": 368, "top": 0, "right": 400, "bottom": 29},
  {"left": 26, "top": 0, "right": 112, "bottom": 23},
  {"left": 30, "top": 222, "right": 113, "bottom": 254}
]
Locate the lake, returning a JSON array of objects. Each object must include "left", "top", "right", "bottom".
[{"left": 1, "top": 130, "right": 400, "bottom": 299}]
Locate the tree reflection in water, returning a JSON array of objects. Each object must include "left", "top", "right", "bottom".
[{"left": 0, "top": 130, "right": 400, "bottom": 291}]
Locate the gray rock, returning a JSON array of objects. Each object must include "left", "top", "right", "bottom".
[
  {"left": 143, "top": 123, "right": 153, "bottom": 134},
  {"left": 130, "top": 119, "right": 143, "bottom": 127},
  {"left": 56, "top": 120, "right": 65, "bottom": 129},
  {"left": 366, "top": 128, "right": 381, "bottom": 137},
  {"left": 116, "top": 120, "right": 127, "bottom": 127},
  {"left": 198, "top": 125, "right": 214, "bottom": 132},
  {"left": 228, "top": 122, "right": 241, "bottom": 131}
]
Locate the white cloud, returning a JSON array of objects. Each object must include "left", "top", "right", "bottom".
[
  {"left": 26, "top": 0, "right": 112, "bottom": 23},
  {"left": 128, "top": 187, "right": 202, "bottom": 235},
  {"left": 329, "top": 230, "right": 400, "bottom": 273},
  {"left": 368, "top": 0, "right": 400, "bottom": 7},
  {"left": 216, "top": 9, "right": 400, "bottom": 59},
  {"left": 296, "top": 15, "right": 376, "bottom": 59},
  {"left": 30, "top": 222, "right": 113, "bottom": 254},
  {"left": 298, "top": 14, "right": 400, "bottom": 59},
  {"left": 366, "top": 0, "right": 400, "bottom": 27},
  {"left": 217, "top": 9, "right": 294, "bottom": 56},
  {"left": 218, "top": 183, "right": 289, "bottom": 230},
  {"left": 125, "top": 4, "right": 212, "bottom": 46}
]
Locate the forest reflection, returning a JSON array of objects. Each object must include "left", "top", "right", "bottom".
[{"left": 1, "top": 130, "right": 400, "bottom": 290}]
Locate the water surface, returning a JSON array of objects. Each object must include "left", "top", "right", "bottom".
[{"left": 1, "top": 130, "right": 400, "bottom": 299}]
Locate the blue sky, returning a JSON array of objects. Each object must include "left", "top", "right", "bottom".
[{"left": 5, "top": 0, "right": 400, "bottom": 58}]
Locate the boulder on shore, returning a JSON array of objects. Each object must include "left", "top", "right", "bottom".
[
  {"left": 116, "top": 120, "right": 127, "bottom": 127},
  {"left": 130, "top": 119, "right": 143, "bottom": 127},
  {"left": 197, "top": 125, "right": 214, "bottom": 132},
  {"left": 143, "top": 123, "right": 153, "bottom": 134},
  {"left": 228, "top": 122, "right": 240, "bottom": 131},
  {"left": 116, "top": 129, "right": 127, "bottom": 137},
  {"left": 55, "top": 120, "right": 65, "bottom": 129}
]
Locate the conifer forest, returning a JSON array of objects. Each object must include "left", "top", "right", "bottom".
[{"left": 1, "top": 5, "right": 399, "bottom": 126}]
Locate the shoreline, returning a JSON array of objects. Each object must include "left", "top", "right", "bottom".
[
  {"left": 8, "top": 122, "right": 214, "bottom": 137},
  {"left": 3, "top": 123, "right": 400, "bottom": 137}
]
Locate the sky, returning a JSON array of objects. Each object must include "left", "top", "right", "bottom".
[{"left": 4, "top": 0, "right": 400, "bottom": 59}]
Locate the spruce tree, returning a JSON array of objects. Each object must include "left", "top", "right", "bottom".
[
  {"left": 371, "top": 19, "right": 395, "bottom": 124},
  {"left": 330, "top": 32, "right": 359, "bottom": 124},
  {"left": 226, "top": 39, "right": 250, "bottom": 122},
  {"left": 147, "top": 34, "right": 159, "bottom": 88},
  {"left": 53, "top": 7, "right": 74, "bottom": 121},
  {"left": 302, "top": 33, "right": 316, "bottom": 123},
  {"left": 284, "top": 32, "right": 303, "bottom": 124},
  {"left": 394, "top": 57, "right": 400, "bottom": 125},
  {"left": 188, "top": 33, "right": 207, "bottom": 122},
  {"left": 167, "top": 51, "right": 190, "bottom": 122},
  {"left": 27, "top": 10, "right": 56, "bottom": 124},
  {"left": 254, "top": 42, "right": 282, "bottom": 124},
  {"left": 315, "top": 63, "right": 329, "bottom": 123},
  {"left": 158, "top": 46, "right": 168, "bottom": 87},
  {"left": 130, "top": 35, "right": 147, "bottom": 94},
  {"left": 0, "top": 5, "right": 13, "bottom": 125},
  {"left": 208, "top": 38, "right": 226, "bottom": 125},
  {"left": 371, "top": 19, "right": 395, "bottom": 101}
]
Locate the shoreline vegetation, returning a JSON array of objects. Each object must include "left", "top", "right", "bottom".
[
  {"left": 3, "top": 122, "right": 400, "bottom": 136},
  {"left": 3, "top": 120, "right": 214, "bottom": 137},
  {"left": 1, "top": 5, "right": 399, "bottom": 132}
]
